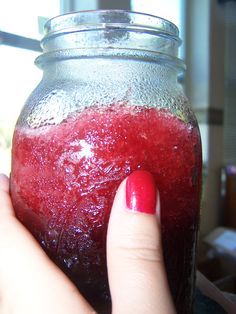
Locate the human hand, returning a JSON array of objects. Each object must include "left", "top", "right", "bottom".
[{"left": 0, "top": 171, "right": 175, "bottom": 314}]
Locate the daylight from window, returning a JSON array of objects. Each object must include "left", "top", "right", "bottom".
[
  {"left": 0, "top": 0, "right": 60, "bottom": 174},
  {"left": 131, "top": 0, "right": 182, "bottom": 29}
]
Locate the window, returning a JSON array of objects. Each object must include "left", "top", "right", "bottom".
[
  {"left": 0, "top": 0, "right": 60, "bottom": 39},
  {"left": 0, "top": 1, "right": 61, "bottom": 174},
  {"left": 131, "top": 0, "right": 184, "bottom": 58},
  {"left": 0, "top": 46, "right": 41, "bottom": 174},
  {"left": 131, "top": 0, "right": 182, "bottom": 27}
]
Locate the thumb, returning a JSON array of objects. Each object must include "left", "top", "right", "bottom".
[{"left": 107, "top": 171, "right": 176, "bottom": 314}]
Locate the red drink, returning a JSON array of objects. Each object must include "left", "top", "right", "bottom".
[{"left": 11, "top": 103, "right": 202, "bottom": 313}]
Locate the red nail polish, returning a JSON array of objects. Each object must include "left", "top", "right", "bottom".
[{"left": 126, "top": 170, "right": 157, "bottom": 214}]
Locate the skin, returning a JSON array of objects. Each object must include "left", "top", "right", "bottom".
[{"left": 0, "top": 173, "right": 176, "bottom": 314}]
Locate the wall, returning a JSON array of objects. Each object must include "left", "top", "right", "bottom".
[
  {"left": 223, "top": 1, "right": 236, "bottom": 165},
  {"left": 184, "top": 0, "right": 235, "bottom": 236}
]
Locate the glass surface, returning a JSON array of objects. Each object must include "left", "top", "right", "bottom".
[
  {"left": 0, "top": 45, "right": 42, "bottom": 174},
  {"left": 40, "top": 9, "right": 181, "bottom": 57}
]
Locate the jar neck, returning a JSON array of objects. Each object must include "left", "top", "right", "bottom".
[{"left": 40, "top": 10, "right": 181, "bottom": 59}]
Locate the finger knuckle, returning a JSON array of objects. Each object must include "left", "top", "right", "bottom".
[{"left": 116, "top": 232, "right": 163, "bottom": 264}]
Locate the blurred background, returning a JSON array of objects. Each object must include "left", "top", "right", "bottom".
[{"left": 0, "top": 0, "right": 236, "bottom": 296}]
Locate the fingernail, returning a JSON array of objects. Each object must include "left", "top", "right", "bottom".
[{"left": 126, "top": 170, "right": 157, "bottom": 214}]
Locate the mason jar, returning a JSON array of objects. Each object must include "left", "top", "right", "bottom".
[{"left": 10, "top": 10, "right": 202, "bottom": 313}]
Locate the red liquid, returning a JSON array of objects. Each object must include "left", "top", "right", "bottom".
[{"left": 11, "top": 104, "right": 202, "bottom": 313}]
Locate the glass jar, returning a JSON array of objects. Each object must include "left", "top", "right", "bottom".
[{"left": 10, "top": 10, "right": 202, "bottom": 313}]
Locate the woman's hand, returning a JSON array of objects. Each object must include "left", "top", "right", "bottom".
[{"left": 0, "top": 172, "right": 175, "bottom": 314}]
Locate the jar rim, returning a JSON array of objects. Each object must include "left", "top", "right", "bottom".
[
  {"left": 40, "top": 10, "right": 183, "bottom": 65},
  {"left": 43, "top": 9, "right": 180, "bottom": 40}
]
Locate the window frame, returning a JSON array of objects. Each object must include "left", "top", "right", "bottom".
[{"left": 0, "top": 31, "right": 41, "bottom": 52}]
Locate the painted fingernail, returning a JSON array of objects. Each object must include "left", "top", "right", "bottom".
[{"left": 126, "top": 170, "right": 157, "bottom": 214}]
